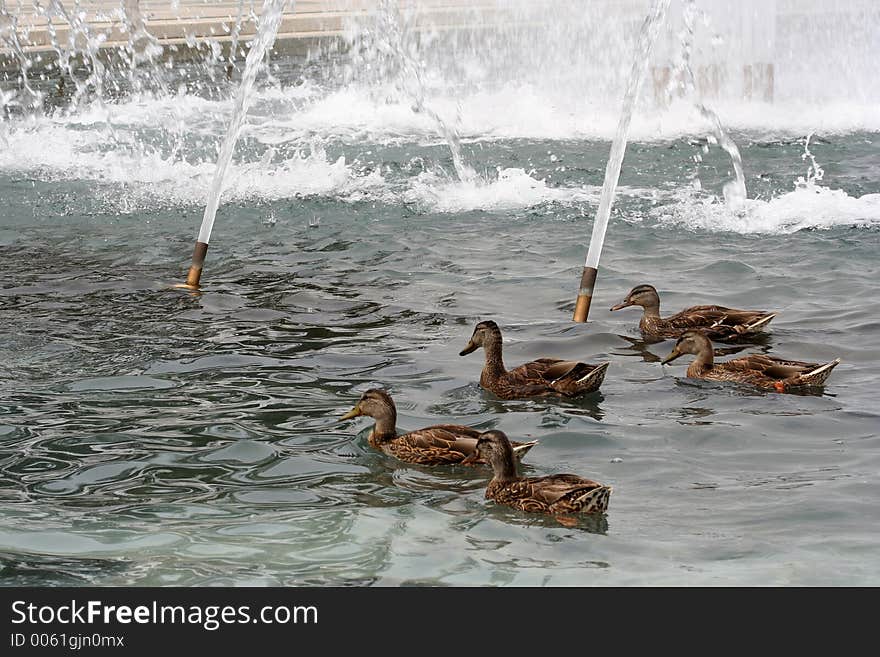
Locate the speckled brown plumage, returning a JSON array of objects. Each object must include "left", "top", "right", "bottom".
[
  {"left": 461, "top": 430, "right": 611, "bottom": 516},
  {"left": 341, "top": 389, "right": 537, "bottom": 465},
  {"left": 662, "top": 330, "right": 841, "bottom": 392},
  {"left": 459, "top": 320, "right": 609, "bottom": 399},
  {"left": 611, "top": 284, "right": 776, "bottom": 341}
]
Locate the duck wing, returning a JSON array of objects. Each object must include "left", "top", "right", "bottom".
[
  {"left": 520, "top": 474, "right": 606, "bottom": 505},
  {"left": 663, "top": 305, "right": 776, "bottom": 339},
  {"left": 393, "top": 426, "right": 538, "bottom": 464},
  {"left": 389, "top": 426, "right": 479, "bottom": 464},
  {"left": 508, "top": 358, "right": 572, "bottom": 382},
  {"left": 723, "top": 354, "right": 820, "bottom": 379},
  {"left": 505, "top": 358, "right": 609, "bottom": 397},
  {"left": 722, "top": 353, "right": 840, "bottom": 388}
]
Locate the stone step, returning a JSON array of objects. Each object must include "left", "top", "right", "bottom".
[{"left": 2, "top": 0, "right": 508, "bottom": 54}]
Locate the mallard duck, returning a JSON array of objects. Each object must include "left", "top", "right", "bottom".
[
  {"left": 458, "top": 320, "right": 609, "bottom": 399},
  {"left": 461, "top": 430, "right": 611, "bottom": 517},
  {"left": 610, "top": 284, "right": 776, "bottom": 341},
  {"left": 340, "top": 389, "right": 538, "bottom": 466},
  {"left": 661, "top": 330, "right": 841, "bottom": 392}
]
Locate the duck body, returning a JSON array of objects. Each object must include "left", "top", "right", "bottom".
[
  {"left": 368, "top": 423, "right": 484, "bottom": 466},
  {"left": 341, "top": 389, "right": 537, "bottom": 466},
  {"left": 485, "top": 473, "right": 612, "bottom": 515},
  {"left": 462, "top": 430, "right": 611, "bottom": 516},
  {"left": 662, "top": 330, "right": 840, "bottom": 393},
  {"left": 460, "top": 320, "right": 609, "bottom": 399},
  {"left": 611, "top": 284, "right": 776, "bottom": 342}
]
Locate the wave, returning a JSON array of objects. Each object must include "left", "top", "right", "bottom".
[
  {"left": 263, "top": 85, "right": 880, "bottom": 142},
  {"left": 650, "top": 183, "right": 880, "bottom": 234},
  {"left": 1, "top": 87, "right": 877, "bottom": 228}
]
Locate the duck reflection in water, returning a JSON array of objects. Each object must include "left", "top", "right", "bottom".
[{"left": 613, "top": 334, "right": 756, "bottom": 364}]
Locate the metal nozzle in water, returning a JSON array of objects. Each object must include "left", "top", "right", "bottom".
[
  {"left": 573, "top": 266, "right": 598, "bottom": 323},
  {"left": 175, "top": 241, "right": 209, "bottom": 290}
]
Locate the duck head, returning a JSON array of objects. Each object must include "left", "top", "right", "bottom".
[
  {"left": 610, "top": 284, "right": 660, "bottom": 312},
  {"left": 661, "top": 330, "right": 713, "bottom": 364},
  {"left": 459, "top": 320, "right": 502, "bottom": 356},
  {"left": 340, "top": 388, "right": 396, "bottom": 422},
  {"left": 460, "top": 429, "right": 517, "bottom": 478}
]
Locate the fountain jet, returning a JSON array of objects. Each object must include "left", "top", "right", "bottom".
[
  {"left": 573, "top": 0, "right": 671, "bottom": 322},
  {"left": 179, "top": 0, "right": 289, "bottom": 290}
]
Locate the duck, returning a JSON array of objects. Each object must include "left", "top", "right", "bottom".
[
  {"left": 340, "top": 388, "right": 538, "bottom": 466},
  {"left": 461, "top": 430, "right": 611, "bottom": 518},
  {"left": 610, "top": 284, "right": 777, "bottom": 341},
  {"left": 458, "top": 320, "right": 609, "bottom": 399},
  {"left": 661, "top": 330, "right": 841, "bottom": 392}
]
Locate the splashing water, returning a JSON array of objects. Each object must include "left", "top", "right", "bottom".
[
  {"left": 120, "top": 0, "right": 162, "bottom": 70},
  {"left": 197, "top": 0, "right": 289, "bottom": 245},
  {"left": 1, "top": 1, "right": 877, "bottom": 234},
  {"left": 0, "top": 5, "right": 42, "bottom": 112},
  {"left": 797, "top": 132, "right": 825, "bottom": 188},
  {"left": 226, "top": 0, "right": 255, "bottom": 78},
  {"left": 36, "top": 0, "right": 109, "bottom": 109},
  {"left": 669, "top": 0, "right": 747, "bottom": 207},
  {"left": 349, "top": 0, "right": 476, "bottom": 183},
  {"left": 583, "top": 0, "right": 672, "bottom": 270}
]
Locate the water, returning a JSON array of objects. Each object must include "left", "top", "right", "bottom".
[
  {"left": 1, "top": 0, "right": 879, "bottom": 586},
  {"left": 357, "top": 0, "right": 476, "bottom": 183},
  {"left": 672, "top": 0, "right": 748, "bottom": 206}
]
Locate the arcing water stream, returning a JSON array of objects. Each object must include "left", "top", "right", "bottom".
[
  {"left": 574, "top": 0, "right": 672, "bottom": 321},
  {"left": 672, "top": 0, "right": 747, "bottom": 206},
  {"left": 347, "top": 0, "right": 476, "bottom": 183},
  {"left": 196, "top": 0, "right": 289, "bottom": 247}
]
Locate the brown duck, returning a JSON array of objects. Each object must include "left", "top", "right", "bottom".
[
  {"left": 340, "top": 389, "right": 538, "bottom": 466},
  {"left": 459, "top": 320, "right": 609, "bottom": 399},
  {"left": 610, "top": 284, "right": 776, "bottom": 341},
  {"left": 661, "top": 330, "right": 841, "bottom": 392},
  {"left": 461, "top": 430, "right": 611, "bottom": 518}
]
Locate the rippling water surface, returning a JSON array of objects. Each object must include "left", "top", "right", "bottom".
[{"left": 2, "top": 40, "right": 880, "bottom": 586}]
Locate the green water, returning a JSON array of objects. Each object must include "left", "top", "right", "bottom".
[{"left": 2, "top": 129, "right": 879, "bottom": 585}]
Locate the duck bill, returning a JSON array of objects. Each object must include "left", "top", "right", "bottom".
[
  {"left": 661, "top": 349, "right": 682, "bottom": 365},
  {"left": 340, "top": 404, "right": 362, "bottom": 420},
  {"left": 459, "top": 341, "right": 478, "bottom": 356},
  {"left": 609, "top": 299, "right": 633, "bottom": 312},
  {"left": 460, "top": 453, "right": 480, "bottom": 465}
]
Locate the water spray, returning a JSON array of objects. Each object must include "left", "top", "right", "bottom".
[
  {"left": 674, "top": 0, "right": 747, "bottom": 208},
  {"left": 225, "top": 0, "right": 250, "bottom": 80},
  {"left": 0, "top": 7, "right": 43, "bottom": 112},
  {"left": 573, "top": 0, "right": 671, "bottom": 322},
  {"left": 178, "top": 0, "right": 289, "bottom": 290},
  {"left": 797, "top": 132, "right": 824, "bottom": 187},
  {"left": 371, "top": 0, "right": 475, "bottom": 183}
]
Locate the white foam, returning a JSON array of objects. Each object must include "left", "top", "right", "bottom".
[
  {"left": 245, "top": 83, "right": 880, "bottom": 143},
  {"left": 226, "top": 146, "right": 388, "bottom": 203},
  {"left": 1, "top": 83, "right": 877, "bottom": 222},
  {"left": 0, "top": 119, "right": 388, "bottom": 212},
  {"left": 3, "top": 80, "right": 878, "bottom": 165},
  {"left": 403, "top": 167, "right": 600, "bottom": 213},
  {"left": 651, "top": 183, "right": 880, "bottom": 234},
  {"left": 0, "top": 105, "right": 619, "bottom": 215}
]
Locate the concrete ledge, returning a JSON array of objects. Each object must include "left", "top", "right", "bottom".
[{"left": 2, "top": 1, "right": 505, "bottom": 55}]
